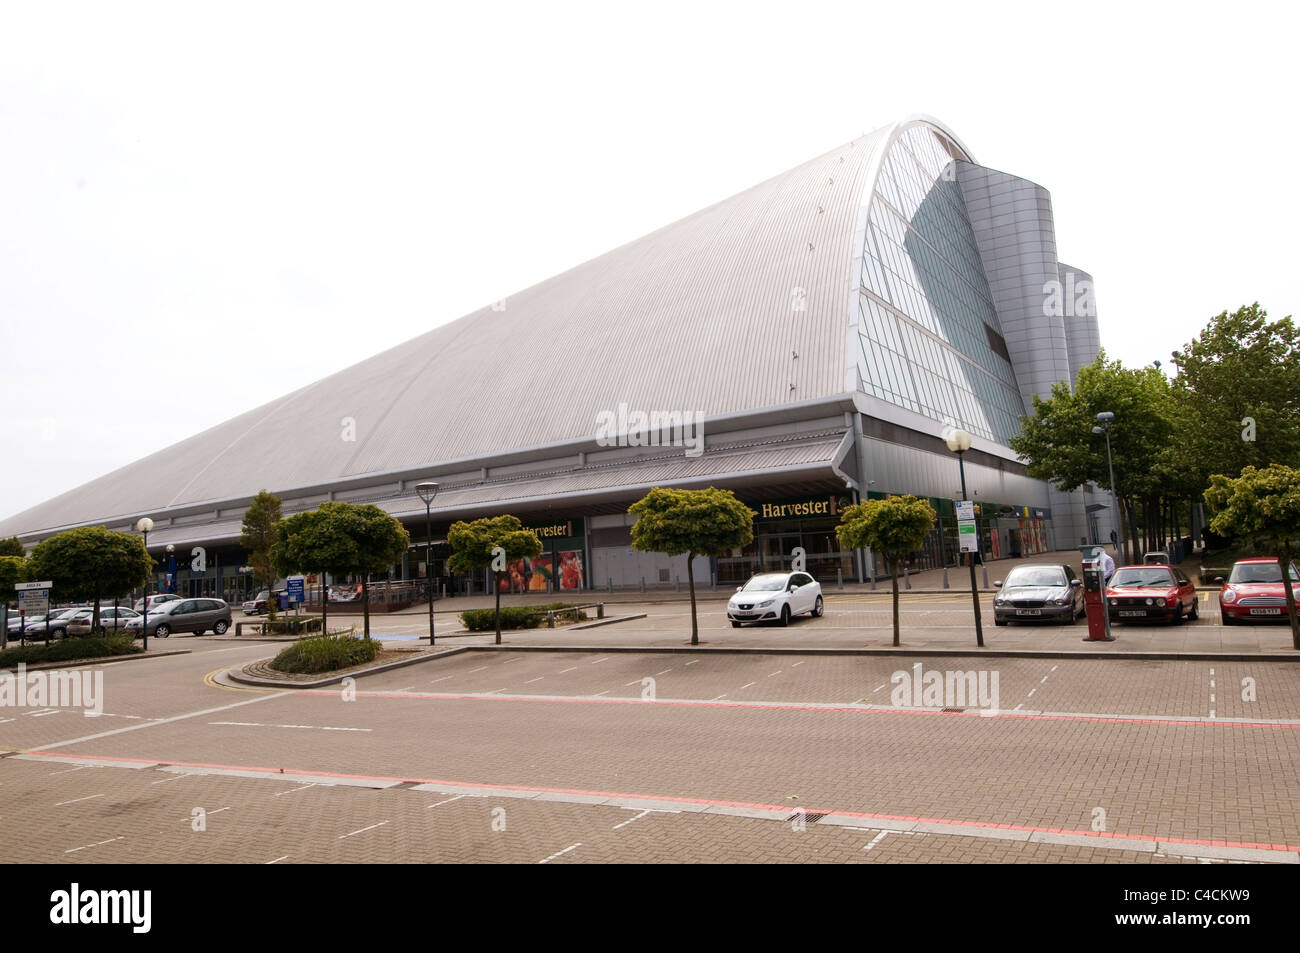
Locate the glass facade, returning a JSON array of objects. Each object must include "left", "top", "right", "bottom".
[{"left": 856, "top": 125, "right": 1025, "bottom": 444}]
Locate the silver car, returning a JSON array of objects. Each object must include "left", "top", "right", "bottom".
[{"left": 125, "top": 598, "right": 232, "bottom": 638}]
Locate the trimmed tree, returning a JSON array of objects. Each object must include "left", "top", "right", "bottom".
[
  {"left": 447, "top": 515, "right": 542, "bottom": 645},
  {"left": 240, "top": 490, "right": 284, "bottom": 619},
  {"left": 0, "top": 536, "right": 25, "bottom": 558},
  {"left": 25, "top": 527, "right": 152, "bottom": 635},
  {"left": 836, "top": 496, "right": 936, "bottom": 647},
  {"left": 0, "top": 554, "right": 26, "bottom": 647},
  {"left": 1205, "top": 465, "right": 1300, "bottom": 649},
  {"left": 628, "top": 487, "right": 755, "bottom": 646},
  {"left": 271, "top": 501, "right": 410, "bottom": 639}
]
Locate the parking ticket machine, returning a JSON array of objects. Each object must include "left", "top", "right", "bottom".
[{"left": 1079, "top": 545, "right": 1114, "bottom": 642}]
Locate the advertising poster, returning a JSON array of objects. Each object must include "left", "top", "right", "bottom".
[{"left": 558, "top": 550, "right": 584, "bottom": 590}]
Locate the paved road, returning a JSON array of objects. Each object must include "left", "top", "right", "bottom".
[{"left": 2, "top": 635, "right": 1298, "bottom": 863}]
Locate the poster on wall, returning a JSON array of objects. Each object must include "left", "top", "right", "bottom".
[
  {"left": 557, "top": 551, "right": 584, "bottom": 590},
  {"left": 506, "top": 557, "right": 551, "bottom": 592},
  {"left": 990, "top": 527, "right": 1001, "bottom": 560}
]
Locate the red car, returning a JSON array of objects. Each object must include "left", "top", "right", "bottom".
[
  {"left": 1218, "top": 558, "right": 1300, "bottom": 625},
  {"left": 1106, "top": 565, "right": 1199, "bottom": 624}
]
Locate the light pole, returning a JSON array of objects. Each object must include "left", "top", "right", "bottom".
[
  {"left": 1091, "top": 412, "right": 1123, "bottom": 563},
  {"left": 136, "top": 517, "right": 153, "bottom": 651},
  {"left": 416, "top": 482, "right": 439, "bottom": 645},
  {"left": 944, "top": 427, "right": 984, "bottom": 647}
]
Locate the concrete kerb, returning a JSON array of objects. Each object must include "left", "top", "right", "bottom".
[
  {"left": 225, "top": 645, "right": 475, "bottom": 690},
  {"left": 1, "top": 648, "right": 191, "bottom": 674}
]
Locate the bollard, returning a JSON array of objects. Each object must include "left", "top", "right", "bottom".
[
  {"left": 640, "top": 576, "right": 646, "bottom": 594},
  {"left": 675, "top": 576, "right": 680, "bottom": 593},
  {"left": 837, "top": 568, "right": 844, "bottom": 591},
  {"left": 607, "top": 578, "right": 613, "bottom": 594},
  {"left": 942, "top": 567, "right": 950, "bottom": 589},
  {"left": 711, "top": 572, "right": 717, "bottom": 591},
  {"left": 597, "top": 603, "right": 605, "bottom": 619},
  {"left": 871, "top": 571, "right": 877, "bottom": 591},
  {"left": 904, "top": 564, "right": 912, "bottom": 590},
  {"left": 982, "top": 565, "right": 990, "bottom": 589},
  {"left": 547, "top": 610, "right": 555, "bottom": 628}
]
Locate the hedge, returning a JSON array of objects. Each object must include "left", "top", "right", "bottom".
[
  {"left": 458, "top": 602, "right": 588, "bottom": 632},
  {"left": 269, "top": 633, "right": 384, "bottom": 674},
  {"left": 0, "top": 634, "right": 141, "bottom": 667}
]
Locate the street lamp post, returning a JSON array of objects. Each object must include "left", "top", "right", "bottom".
[
  {"left": 944, "top": 428, "right": 984, "bottom": 648},
  {"left": 416, "top": 482, "right": 440, "bottom": 645},
  {"left": 136, "top": 517, "right": 153, "bottom": 651},
  {"left": 1092, "top": 412, "right": 1123, "bottom": 563}
]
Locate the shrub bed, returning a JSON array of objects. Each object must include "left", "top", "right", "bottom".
[
  {"left": 269, "top": 633, "right": 384, "bottom": 674},
  {"left": 0, "top": 634, "right": 141, "bottom": 667},
  {"left": 459, "top": 602, "right": 588, "bottom": 632}
]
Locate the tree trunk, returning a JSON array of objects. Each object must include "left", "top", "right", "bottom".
[
  {"left": 362, "top": 575, "right": 371, "bottom": 639},
  {"left": 687, "top": 552, "right": 698, "bottom": 646},
  {"left": 91, "top": 596, "right": 101, "bottom": 635},
  {"left": 321, "top": 572, "right": 329, "bottom": 636},
  {"left": 1282, "top": 551, "right": 1300, "bottom": 652},
  {"left": 494, "top": 571, "right": 502, "bottom": 645},
  {"left": 890, "top": 557, "right": 900, "bottom": 647}
]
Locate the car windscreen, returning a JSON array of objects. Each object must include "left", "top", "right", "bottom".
[
  {"left": 1004, "top": 567, "right": 1067, "bottom": 588},
  {"left": 1229, "top": 563, "right": 1300, "bottom": 584},
  {"left": 741, "top": 575, "right": 788, "bottom": 592},
  {"left": 1109, "top": 568, "right": 1174, "bottom": 588}
]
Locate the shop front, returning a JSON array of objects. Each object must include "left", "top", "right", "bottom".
[{"left": 716, "top": 494, "right": 860, "bottom": 585}]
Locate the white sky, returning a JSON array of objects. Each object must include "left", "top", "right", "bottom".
[{"left": 2, "top": 1, "right": 1296, "bottom": 523}]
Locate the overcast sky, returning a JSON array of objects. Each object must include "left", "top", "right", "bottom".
[{"left": 2, "top": 1, "right": 1295, "bottom": 523}]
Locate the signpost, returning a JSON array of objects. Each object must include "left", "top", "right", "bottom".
[
  {"left": 16, "top": 581, "right": 52, "bottom": 646},
  {"left": 956, "top": 501, "right": 979, "bottom": 553}
]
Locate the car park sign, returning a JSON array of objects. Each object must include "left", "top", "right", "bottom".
[
  {"left": 955, "top": 502, "right": 979, "bottom": 553},
  {"left": 16, "top": 580, "right": 51, "bottom": 615},
  {"left": 286, "top": 576, "right": 305, "bottom": 605}
]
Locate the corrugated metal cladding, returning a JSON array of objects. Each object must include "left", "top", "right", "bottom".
[{"left": 3, "top": 126, "right": 894, "bottom": 536}]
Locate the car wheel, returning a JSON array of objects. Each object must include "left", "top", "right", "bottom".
[
  {"left": 1189, "top": 599, "right": 1199, "bottom": 620},
  {"left": 1172, "top": 605, "right": 1185, "bottom": 625},
  {"left": 730, "top": 620, "right": 741, "bottom": 628},
  {"left": 812, "top": 596, "right": 824, "bottom": 618},
  {"left": 213, "top": 620, "right": 229, "bottom": 635},
  {"left": 155, "top": 624, "right": 170, "bottom": 638},
  {"left": 995, "top": 618, "right": 1007, "bottom": 626},
  {"left": 778, "top": 605, "right": 791, "bottom": 627}
]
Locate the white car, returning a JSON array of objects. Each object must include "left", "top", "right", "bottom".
[{"left": 727, "top": 571, "right": 824, "bottom": 627}]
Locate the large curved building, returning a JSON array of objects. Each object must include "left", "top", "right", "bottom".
[{"left": 1, "top": 116, "right": 1111, "bottom": 596}]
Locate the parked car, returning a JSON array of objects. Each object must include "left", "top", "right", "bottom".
[
  {"left": 241, "top": 589, "right": 285, "bottom": 615},
  {"left": 1105, "top": 565, "right": 1198, "bottom": 623},
  {"left": 6, "top": 611, "right": 54, "bottom": 637},
  {"left": 1218, "top": 558, "right": 1300, "bottom": 625},
  {"left": 24, "top": 607, "right": 89, "bottom": 639},
  {"left": 124, "top": 598, "right": 232, "bottom": 638},
  {"left": 727, "top": 571, "right": 824, "bottom": 627},
  {"left": 992, "top": 564, "right": 1083, "bottom": 625},
  {"left": 132, "top": 593, "right": 183, "bottom": 612},
  {"left": 65, "top": 606, "right": 143, "bottom": 637}
]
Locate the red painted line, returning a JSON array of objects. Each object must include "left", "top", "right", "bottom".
[
  {"left": 20, "top": 750, "right": 1300, "bottom": 855},
  {"left": 297, "top": 688, "right": 1300, "bottom": 731}
]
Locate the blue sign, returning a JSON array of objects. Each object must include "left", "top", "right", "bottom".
[{"left": 286, "top": 576, "right": 305, "bottom": 605}]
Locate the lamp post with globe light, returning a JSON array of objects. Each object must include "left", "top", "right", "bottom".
[
  {"left": 135, "top": 517, "right": 153, "bottom": 651},
  {"left": 416, "top": 482, "right": 439, "bottom": 644},
  {"left": 944, "top": 427, "right": 984, "bottom": 647},
  {"left": 1091, "top": 412, "right": 1123, "bottom": 562}
]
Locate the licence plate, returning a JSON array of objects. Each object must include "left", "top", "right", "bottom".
[
  {"left": 1119, "top": 610, "right": 1146, "bottom": 617},
  {"left": 1250, "top": 608, "right": 1282, "bottom": 615},
  {"left": 1015, "top": 609, "right": 1042, "bottom": 616}
]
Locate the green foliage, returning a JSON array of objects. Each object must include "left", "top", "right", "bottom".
[
  {"left": 1206, "top": 465, "right": 1300, "bottom": 647},
  {"left": 25, "top": 527, "right": 152, "bottom": 630},
  {"left": 240, "top": 490, "right": 284, "bottom": 589},
  {"left": 272, "top": 501, "right": 410, "bottom": 579},
  {"left": 0, "top": 555, "right": 25, "bottom": 603},
  {"left": 628, "top": 487, "right": 755, "bottom": 558},
  {"left": 446, "top": 515, "right": 543, "bottom": 573},
  {"left": 836, "top": 495, "right": 936, "bottom": 647},
  {"left": 268, "top": 633, "right": 383, "bottom": 674},
  {"left": 458, "top": 603, "right": 587, "bottom": 631},
  {"left": 0, "top": 633, "right": 140, "bottom": 667},
  {"left": 0, "top": 536, "right": 25, "bottom": 558}
]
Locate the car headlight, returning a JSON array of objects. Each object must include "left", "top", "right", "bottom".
[
  {"left": 757, "top": 599, "right": 774, "bottom": 608},
  {"left": 1222, "top": 589, "right": 1237, "bottom": 604}
]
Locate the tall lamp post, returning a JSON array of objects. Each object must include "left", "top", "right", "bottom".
[
  {"left": 944, "top": 427, "right": 984, "bottom": 648},
  {"left": 136, "top": 517, "right": 153, "bottom": 651},
  {"left": 1091, "top": 412, "right": 1123, "bottom": 562},
  {"left": 416, "top": 482, "right": 439, "bottom": 645}
]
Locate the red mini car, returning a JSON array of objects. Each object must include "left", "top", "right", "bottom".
[
  {"left": 1218, "top": 558, "right": 1300, "bottom": 625},
  {"left": 1105, "top": 565, "right": 1198, "bottom": 624}
]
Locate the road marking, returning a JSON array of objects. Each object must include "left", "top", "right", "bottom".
[
  {"left": 624, "top": 680, "right": 641, "bottom": 686},
  {"left": 654, "top": 669, "right": 672, "bottom": 676},
  {"left": 151, "top": 773, "right": 193, "bottom": 785},
  {"left": 1040, "top": 676, "right": 1049, "bottom": 684},
  {"left": 1051, "top": 665, "right": 1058, "bottom": 672},
  {"left": 791, "top": 661, "right": 804, "bottom": 667},
  {"left": 266, "top": 855, "right": 289, "bottom": 864},
  {"left": 427, "top": 795, "right": 466, "bottom": 809},
  {"left": 539, "top": 842, "right": 581, "bottom": 864},
  {"left": 684, "top": 660, "right": 699, "bottom": 666},
  {"left": 468, "top": 666, "right": 488, "bottom": 674},
  {"left": 209, "top": 721, "right": 372, "bottom": 732},
  {"left": 339, "top": 821, "right": 389, "bottom": 839},
  {"left": 1027, "top": 689, "right": 1036, "bottom": 697},
  {"left": 429, "top": 675, "right": 454, "bottom": 684},
  {"left": 183, "top": 806, "right": 231, "bottom": 821},
  {"left": 55, "top": 794, "right": 103, "bottom": 806},
  {"left": 768, "top": 671, "right": 782, "bottom": 677},
  {"left": 559, "top": 667, "right": 578, "bottom": 674},
  {"left": 65, "top": 836, "right": 124, "bottom": 854},
  {"left": 503, "top": 658, "right": 522, "bottom": 664},
  {"left": 710, "top": 694, "right": 727, "bottom": 701},
  {"left": 590, "top": 657, "right": 610, "bottom": 664},
  {"left": 273, "top": 784, "right": 319, "bottom": 797},
  {"left": 863, "top": 831, "right": 889, "bottom": 851},
  {"left": 613, "top": 810, "right": 652, "bottom": 830},
  {"left": 872, "top": 684, "right": 885, "bottom": 693},
  {"left": 524, "top": 677, "right": 545, "bottom": 684},
  {"left": 31, "top": 709, "right": 62, "bottom": 718},
  {"left": 739, "top": 682, "right": 757, "bottom": 690},
  {"left": 49, "top": 765, "right": 92, "bottom": 776},
  {"left": 593, "top": 690, "right": 609, "bottom": 696}
]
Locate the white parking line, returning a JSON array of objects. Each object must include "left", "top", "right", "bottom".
[
  {"left": 768, "top": 671, "right": 782, "bottom": 677},
  {"left": 624, "top": 680, "right": 641, "bottom": 686},
  {"left": 339, "top": 821, "right": 389, "bottom": 839},
  {"left": 792, "top": 661, "right": 804, "bottom": 667},
  {"left": 468, "top": 666, "right": 488, "bottom": 674},
  {"left": 504, "top": 658, "right": 522, "bottom": 664},
  {"left": 266, "top": 855, "right": 289, "bottom": 864},
  {"left": 427, "top": 795, "right": 466, "bottom": 809},
  {"left": 524, "top": 677, "right": 544, "bottom": 684},
  {"left": 55, "top": 794, "right": 103, "bottom": 806},
  {"left": 710, "top": 694, "right": 727, "bottom": 701},
  {"left": 49, "top": 765, "right": 92, "bottom": 776},
  {"left": 863, "top": 831, "right": 889, "bottom": 851},
  {"left": 539, "top": 842, "right": 581, "bottom": 863},
  {"left": 739, "top": 682, "right": 757, "bottom": 690},
  {"left": 654, "top": 669, "right": 672, "bottom": 676},
  {"left": 590, "top": 657, "right": 610, "bottom": 664},
  {"left": 613, "top": 810, "right": 652, "bottom": 830},
  {"left": 429, "top": 675, "right": 454, "bottom": 684},
  {"left": 273, "top": 784, "right": 319, "bottom": 797},
  {"left": 65, "top": 836, "right": 124, "bottom": 854},
  {"left": 559, "top": 667, "right": 578, "bottom": 674},
  {"left": 684, "top": 660, "right": 699, "bottom": 666}
]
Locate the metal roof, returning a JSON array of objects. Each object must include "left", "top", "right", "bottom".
[{"left": 3, "top": 123, "right": 910, "bottom": 537}]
